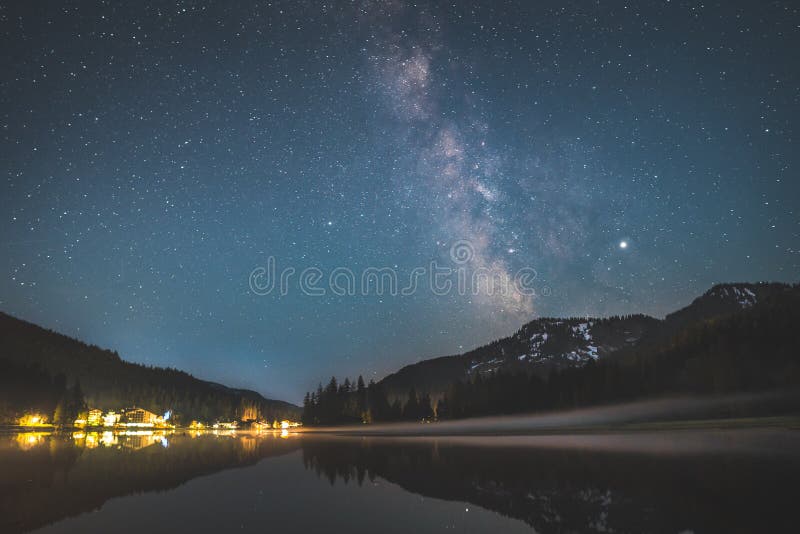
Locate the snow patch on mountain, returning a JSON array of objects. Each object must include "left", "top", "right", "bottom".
[{"left": 706, "top": 284, "right": 759, "bottom": 308}]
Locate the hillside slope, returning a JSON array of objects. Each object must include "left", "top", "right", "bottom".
[
  {"left": 379, "top": 282, "right": 796, "bottom": 400},
  {"left": 0, "top": 312, "right": 299, "bottom": 424}
]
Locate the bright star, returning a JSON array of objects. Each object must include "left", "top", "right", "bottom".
[{"left": 619, "top": 240, "right": 628, "bottom": 249}]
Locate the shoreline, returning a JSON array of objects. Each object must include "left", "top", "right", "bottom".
[{"left": 8, "top": 414, "right": 798, "bottom": 436}]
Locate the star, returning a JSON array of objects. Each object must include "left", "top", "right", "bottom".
[{"left": 0, "top": 0, "right": 796, "bottom": 404}]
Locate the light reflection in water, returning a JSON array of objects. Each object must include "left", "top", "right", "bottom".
[
  {"left": 2, "top": 429, "right": 798, "bottom": 534},
  {"left": 14, "top": 432, "right": 49, "bottom": 450},
  {"left": 68, "top": 430, "right": 175, "bottom": 450}
]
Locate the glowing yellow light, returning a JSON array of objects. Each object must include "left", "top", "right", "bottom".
[
  {"left": 280, "top": 420, "right": 290, "bottom": 430},
  {"left": 103, "top": 412, "right": 120, "bottom": 427},
  {"left": 19, "top": 414, "right": 48, "bottom": 427},
  {"left": 16, "top": 432, "right": 48, "bottom": 450},
  {"left": 100, "top": 431, "right": 118, "bottom": 447}
]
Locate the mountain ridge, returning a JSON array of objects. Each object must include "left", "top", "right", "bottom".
[{"left": 378, "top": 282, "right": 797, "bottom": 399}]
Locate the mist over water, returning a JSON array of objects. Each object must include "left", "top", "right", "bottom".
[
  {"left": 3, "top": 422, "right": 797, "bottom": 534},
  {"left": 300, "top": 391, "right": 800, "bottom": 443}
]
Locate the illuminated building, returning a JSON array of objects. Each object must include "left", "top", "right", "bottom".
[
  {"left": 252, "top": 421, "right": 272, "bottom": 431},
  {"left": 122, "top": 407, "right": 161, "bottom": 427},
  {"left": 212, "top": 421, "right": 238, "bottom": 430},
  {"left": 86, "top": 409, "right": 103, "bottom": 426},
  {"left": 103, "top": 411, "right": 121, "bottom": 427}
]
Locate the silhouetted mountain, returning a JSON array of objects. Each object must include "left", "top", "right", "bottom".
[
  {"left": 433, "top": 285, "right": 800, "bottom": 419},
  {"left": 380, "top": 314, "right": 658, "bottom": 399},
  {"left": 378, "top": 282, "right": 797, "bottom": 401},
  {"left": 660, "top": 282, "right": 791, "bottom": 338},
  {"left": 0, "top": 312, "right": 299, "bottom": 424},
  {"left": 303, "top": 282, "right": 800, "bottom": 424}
]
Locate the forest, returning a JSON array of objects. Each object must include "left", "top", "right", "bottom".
[
  {"left": 301, "top": 376, "right": 434, "bottom": 425},
  {"left": 0, "top": 312, "right": 299, "bottom": 425},
  {"left": 0, "top": 359, "right": 86, "bottom": 425},
  {"left": 303, "top": 285, "right": 800, "bottom": 424}
]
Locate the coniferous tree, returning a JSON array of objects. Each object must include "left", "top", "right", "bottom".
[
  {"left": 356, "top": 375, "right": 367, "bottom": 421},
  {"left": 419, "top": 392, "right": 433, "bottom": 421},
  {"left": 301, "top": 392, "right": 313, "bottom": 425},
  {"left": 402, "top": 388, "right": 418, "bottom": 420}
]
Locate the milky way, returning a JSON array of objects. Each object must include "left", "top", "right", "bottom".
[{"left": 1, "top": 1, "right": 798, "bottom": 402}]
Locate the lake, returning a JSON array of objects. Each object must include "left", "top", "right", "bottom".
[{"left": 1, "top": 428, "right": 798, "bottom": 533}]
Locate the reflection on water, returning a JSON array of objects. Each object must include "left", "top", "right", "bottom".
[
  {"left": 71, "top": 430, "right": 172, "bottom": 450},
  {"left": 13, "top": 432, "right": 49, "bottom": 451},
  {"left": 0, "top": 430, "right": 302, "bottom": 534},
  {"left": 1, "top": 429, "right": 798, "bottom": 533},
  {"left": 302, "top": 434, "right": 800, "bottom": 533}
]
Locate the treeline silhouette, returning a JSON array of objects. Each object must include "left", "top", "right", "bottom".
[
  {"left": 0, "top": 359, "right": 86, "bottom": 425},
  {"left": 0, "top": 312, "right": 299, "bottom": 424},
  {"left": 302, "top": 376, "right": 433, "bottom": 425},
  {"left": 303, "top": 286, "right": 800, "bottom": 424}
]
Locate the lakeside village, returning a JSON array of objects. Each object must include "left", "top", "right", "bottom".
[{"left": 16, "top": 407, "right": 301, "bottom": 432}]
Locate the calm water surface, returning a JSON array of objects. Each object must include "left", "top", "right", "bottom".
[{"left": 1, "top": 429, "right": 798, "bottom": 533}]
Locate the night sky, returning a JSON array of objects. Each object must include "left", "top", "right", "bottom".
[{"left": 2, "top": 1, "right": 798, "bottom": 403}]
